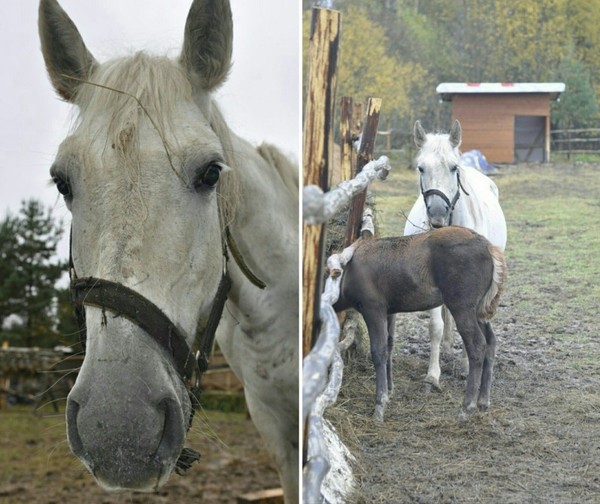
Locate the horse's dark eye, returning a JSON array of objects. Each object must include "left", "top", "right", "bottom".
[
  {"left": 195, "top": 163, "right": 222, "bottom": 190},
  {"left": 52, "top": 175, "right": 71, "bottom": 197},
  {"left": 450, "top": 165, "right": 458, "bottom": 172},
  {"left": 418, "top": 166, "right": 424, "bottom": 174}
]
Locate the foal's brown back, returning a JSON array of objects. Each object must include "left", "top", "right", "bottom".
[{"left": 335, "top": 226, "right": 503, "bottom": 318}]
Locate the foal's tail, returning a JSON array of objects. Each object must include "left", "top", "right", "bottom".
[{"left": 477, "top": 245, "right": 507, "bottom": 320}]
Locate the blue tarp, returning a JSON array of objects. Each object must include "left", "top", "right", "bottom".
[{"left": 460, "top": 150, "right": 497, "bottom": 174}]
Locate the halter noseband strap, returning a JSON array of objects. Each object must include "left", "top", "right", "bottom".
[{"left": 71, "top": 277, "right": 197, "bottom": 379}]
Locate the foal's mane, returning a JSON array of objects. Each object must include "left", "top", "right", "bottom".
[{"left": 71, "top": 51, "right": 240, "bottom": 224}]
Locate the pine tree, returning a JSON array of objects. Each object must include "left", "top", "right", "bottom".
[
  {"left": 0, "top": 215, "right": 20, "bottom": 325},
  {"left": 0, "top": 200, "right": 67, "bottom": 347},
  {"left": 553, "top": 48, "right": 598, "bottom": 129}
]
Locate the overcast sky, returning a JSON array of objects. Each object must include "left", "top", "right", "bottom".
[{"left": 0, "top": 1, "right": 300, "bottom": 259}]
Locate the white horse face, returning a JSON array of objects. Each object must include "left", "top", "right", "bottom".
[
  {"left": 414, "top": 120, "right": 463, "bottom": 228},
  {"left": 40, "top": 0, "right": 233, "bottom": 491}
]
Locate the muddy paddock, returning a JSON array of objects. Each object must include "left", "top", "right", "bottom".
[{"left": 326, "top": 162, "right": 600, "bottom": 503}]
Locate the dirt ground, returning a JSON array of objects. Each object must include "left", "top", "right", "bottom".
[
  {"left": 326, "top": 162, "right": 600, "bottom": 503},
  {"left": 0, "top": 406, "right": 280, "bottom": 504}
]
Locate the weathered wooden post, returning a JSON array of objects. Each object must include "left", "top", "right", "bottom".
[
  {"left": 344, "top": 97, "right": 382, "bottom": 246},
  {"left": 339, "top": 97, "right": 354, "bottom": 186},
  {"left": 302, "top": 7, "right": 341, "bottom": 357}
]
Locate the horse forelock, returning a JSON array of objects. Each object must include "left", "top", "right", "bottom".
[
  {"left": 69, "top": 51, "right": 240, "bottom": 224},
  {"left": 416, "top": 133, "right": 461, "bottom": 169}
]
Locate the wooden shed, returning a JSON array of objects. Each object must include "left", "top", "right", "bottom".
[{"left": 437, "top": 82, "right": 565, "bottom": 163}]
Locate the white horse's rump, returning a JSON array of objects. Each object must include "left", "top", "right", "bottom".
[
  {"left": 404, "top": 120, "right": 506, "bottom": 390},
  {"left": 39, "top": 1, "right": 298, "bottom": 501}
]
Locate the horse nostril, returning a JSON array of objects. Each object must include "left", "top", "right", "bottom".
[
  {"left": 155, "top": 398, "right": 186, "bottom": 464},
  {"left": 66, "top": 398, "right": 87, "bottom": 463}
]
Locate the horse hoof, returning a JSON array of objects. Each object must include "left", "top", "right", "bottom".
[
  {"left": 457, "top": 406, "right": 477, "bottom": 423},
  {"left": 423, "top": 379, "right": 442, "bottom": 394},
  {"left": 478, "top": 402, "right": 490, "bottom": 412},
  {"left": 373, "top": 405, "right": 385, "bottom": 422}
]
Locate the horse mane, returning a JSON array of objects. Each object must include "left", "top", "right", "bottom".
[
  {"left": 70, "top": 51, "right": 240, "bottom": 225},
  {"left": 256, "top": 143, "right": 298, "bottom": 204}
]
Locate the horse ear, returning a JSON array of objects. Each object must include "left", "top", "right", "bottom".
[
  {"left": 180, "top": 0, "right": 233, "bottom": 91},
  {"left": 449, "top": 120, "right": 462, "bottom": 148},
  {"left": 38, "top": 0, "right": 97, "bottom": 102},
  {"left": 414, "top": 120, "right": 427, "bottom": 148}
]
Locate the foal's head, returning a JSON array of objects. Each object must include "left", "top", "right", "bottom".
[
  {"left": 40, "top": 0, "right": 236, "bottom": 491},
  {"left": 413, "top": 120, "right": 463, "bottom": 228}
]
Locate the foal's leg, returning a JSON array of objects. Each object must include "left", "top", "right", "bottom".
[
  {"left": 452, "top": 310, "right": 487, "bottom": 421},
  {"left": 387, "top": 314, "right": 396, "bottom": 396},
  {"left": 441, "top": 305, "right": 454, "bottom": 354},
  {"left": 477, "top": 321, "right": 497, "bottom": 411},
  {"left": 425, "top": 306, "right": 444, "bottom": 391},
  {"left": 364, "top": 308, "right": 390, "bottom": 422},
  {"left": 442, "top": 306, "right": 469, "bottom": 378}
]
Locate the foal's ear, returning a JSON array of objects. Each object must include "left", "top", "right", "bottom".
[
  {"left": 181, "top": 0, "right": 233, "bottom": 92},
  {"left": 414, "top": 120, "right": 428, "bottom": 148},
  {"left": 38, "top": 0, "right": 97, "bottom": 102},
  {"left": 449, "top": 120, "right": 462, "bottom": 148}
]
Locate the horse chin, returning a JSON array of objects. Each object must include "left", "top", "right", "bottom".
[{"left": 93, "top": 462, "right": 173, "bottom": 493}]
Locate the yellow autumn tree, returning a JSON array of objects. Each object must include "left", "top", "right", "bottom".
[
  {"left": 303, "top": 6, "right": 426, "bottom": 126},
  {"left": 336, "top": 6, "right": 425, "bottom": 120},
  {"left": 566, "top": 0, "right": 600, "bottom": 97}
]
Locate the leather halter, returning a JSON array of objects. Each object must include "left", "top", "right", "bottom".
[
  {"left": 69, "top": 215, "right": 264, "bottom": 473},
  {"left": 420, "top": 168, "right": 469, "bottom": 226}
]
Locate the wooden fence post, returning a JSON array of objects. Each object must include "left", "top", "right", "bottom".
[
  {"left": 302, "top": 7, "right": 341, "bottom": 357},
  {"left": 339, "top": 97, "right": 354, "bottom": 185},
  {"left": 344, "top": 97, "right": 382, "bottom": 246}
]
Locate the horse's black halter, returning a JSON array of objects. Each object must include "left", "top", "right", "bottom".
[
  {"left": 69, "top": 220, "right": 264, "bottom": 474},
  {"left": 420, "top": 168, "right": 469, "bottom": 226}
]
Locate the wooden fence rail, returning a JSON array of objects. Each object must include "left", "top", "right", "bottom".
[{"left": 550, "top": 128, "right": 600, "bottom": 156}]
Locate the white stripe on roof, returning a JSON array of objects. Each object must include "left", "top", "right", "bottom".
[{"left": 437, "top": 82, "right": 565, "bottom": 95}]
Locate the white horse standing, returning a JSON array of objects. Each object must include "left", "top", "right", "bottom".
[
  {"left": 404, "top": 120, "right": 507, "bottom": 391},
  {"left": 39, "top": 0, "right": 298, "bottom": 501}
]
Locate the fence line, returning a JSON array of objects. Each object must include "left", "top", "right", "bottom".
[
  {"left": 550, "top": 128, "right": 600, "bottom": 156},
  {"left": 302, "top": 155, "right": 391, "bottom": 503}
]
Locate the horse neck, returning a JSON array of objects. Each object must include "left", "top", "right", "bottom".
[{"left": 450, "top": 167, "right": 493, "bottom": 236}]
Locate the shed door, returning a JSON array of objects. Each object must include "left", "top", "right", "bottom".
[{"left": 514, "top": 116, "right": 546, "bottom": 162}]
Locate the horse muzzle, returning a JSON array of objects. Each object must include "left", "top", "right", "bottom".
[
  {"left": 66, "top": 391, "right": 186, "bottom": 491},
  {"left": 426, "top": 197, "right": 451, "bottom": 228}
]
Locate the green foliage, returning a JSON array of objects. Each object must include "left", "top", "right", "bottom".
[
  {"left": 0, "top": 216, "right": 20, "bottom": 323},
  {"left": 0, "top": 200, "right": 68, "bottom": 348},
  {"left": 552, "top": 47, "right": 598, "bottom": 129}
]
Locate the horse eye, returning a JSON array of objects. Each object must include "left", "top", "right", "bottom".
[
  {"left": 194, "top": 163, "right": 222, "bottom": 190},
  {"left": 450, "top": 165, "right": 458, "bottom": 172},
  {"left": 52, "top": 175, "right": 71, "bottom": 197},
  {"left": 417, "top": 166, "right": 424, "bottom": 174}
]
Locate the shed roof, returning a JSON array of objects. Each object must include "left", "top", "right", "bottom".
[{"left": 437, "top": 82, "right": 565, "bottom": 101}]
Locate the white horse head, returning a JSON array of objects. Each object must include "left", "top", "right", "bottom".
[
  {"left": 40, "top": 0, "right": 243, "bottom": 492},
  {"left": 413, "top": 119, "right": 465, "bottom": 228}
]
